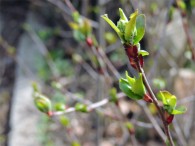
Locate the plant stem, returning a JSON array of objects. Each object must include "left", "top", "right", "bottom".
[{"left": 136, "top": 60, "right": 175, "bottom": 146}]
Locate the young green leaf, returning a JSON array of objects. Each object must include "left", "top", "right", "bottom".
[
  {"left": 158, "top": 91, "right": 176, "bottom": 107},
  {"left": 172, "top": 106, "right": 187, "bottom": 115},
  {"left": 119, "top": 8, "right": 128, "bottom": 21},
  {"left": 131, "top": 73, "right": 146, "bottom": 96},
  {"left": 119, "top": 78, "right": 142, "bottom": 100},
  {"left": 139, "top": 50, "right": 149, "bottom": 56},
  {"left": 124, "top": 10, "right": 138, "bottom": 43},
  {"left": 101, "top": 14, "right": 122, "bottom": 39},
  {"left": 125, "top": 71, "right": 135, "bottom": 86},
  {"left": 158, "top": 91, "right": 187, "bottom": 115},
  {"left": 134, "top": 14, "right": 146, "bottom": 44},
  {"left": 157, "top": 91, "right": 168, "bottom": 105}
]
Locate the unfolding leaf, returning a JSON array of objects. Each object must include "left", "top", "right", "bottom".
[
  {"left": 125, "top": 71, "right": 135, "bottom": 86},
  {"left": 101, "top": 14, "right": 122, "bottom": 39},
  {"left": 172, "top": 106, "right": 187, "bottom": 115},
  {"left": 119, "top": 8, "right": 128, "bottom": 21},
  {"left": 134, "top": 14, "right": 146, "bottom": 44},
  {"left": 131, "top": 73, "right": 146, "bottom": 96},
  {"left": 139, "top": 50, "right": 149, "bottom": 56},
  {"left": 157, "top": 91, "right": 168, "bottom": 105},
  {"left": 158, "top": 91, "right": 176, "bottom": 107},
  {"left": 119, "top": 78, "right": 142, "bottom": 100},
  {"left": 125, "top": 10, "right": 138, "bottom": 43}
]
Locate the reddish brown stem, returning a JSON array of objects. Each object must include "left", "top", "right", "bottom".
[{"left": 136, "top": 60, "right": 175, "bottom": 146}]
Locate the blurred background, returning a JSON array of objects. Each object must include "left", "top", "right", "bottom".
[{"left": 0, "top": 0, "right": 195, "bottom": 146}]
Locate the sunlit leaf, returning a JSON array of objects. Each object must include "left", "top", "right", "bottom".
[
  {"left": 172, "top": 106, "right": 187, "bottom": 115},
  {"left": 134, "top": 14, "right": 145, "bottom": 44},
  {"left": 125, "top": 71, "right": 135, "bottom": 86},
  {"left": 119, "top": 78, "right": 142, "bottom": 100},
  {"left": 139, "top": 50, "right": 149, "bottom": 56},
  {"left": 101, "top": 14, "right": 123, "bottom": 39},
  {"left": 125, "top": 10, "right": 138, "bottom": 43},
  {"left": 119, "top": 8, "right": 128, "bottom": 21},
  {"left": 131, "top": 73, "right": 146, "bottom": 96}
]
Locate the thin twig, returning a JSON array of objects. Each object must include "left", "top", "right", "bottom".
[
  {"left": 136, "top": 60, "right": 175, "bottom": 146},
  {"left": 52, "top": 92, "right": 125, "bottom": 116}
]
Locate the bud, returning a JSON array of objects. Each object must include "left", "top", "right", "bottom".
[
  {"left": 164, "top": 111, "right": 174, "bottom": 125},
  {"left": 125, "top": 122, "right": 135, "bottom": 134},
  {"left": 86, "top": 37, "right": 93, "bottom": 47},
  {"left": 54, "top": 103, "right": 66, "bottom": 111},
  {"left": 75, "top": 103, "right": 88, "bottom": 112},
  {"left": 143, "top": 93, "right": 153, "bottom": 103},
  {"left": 34, "top": 92, "right": 52, "bottom": 115},
  {"left": 124, "top": 44, "right": 138, "bottom": 58}
]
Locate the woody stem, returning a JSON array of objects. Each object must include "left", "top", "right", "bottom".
[{"left": 135, "top": 60, "right": 174, "bottom": 146}]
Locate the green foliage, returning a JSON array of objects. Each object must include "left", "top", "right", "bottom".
[
  {"left": 157, "top": 91, "right": 187, "bottom": 115},
  {"left": 102, "top": 8, "right": 146, "bottom": 46},
  {"left": 125, "top": 10, "right": 138, "bottom": 44},
  {"left": 134, "top": 14, "right": 145, "bottom": 44},
  {"left": 119, "top": 71, "right": 146, "bottom": 100}
]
